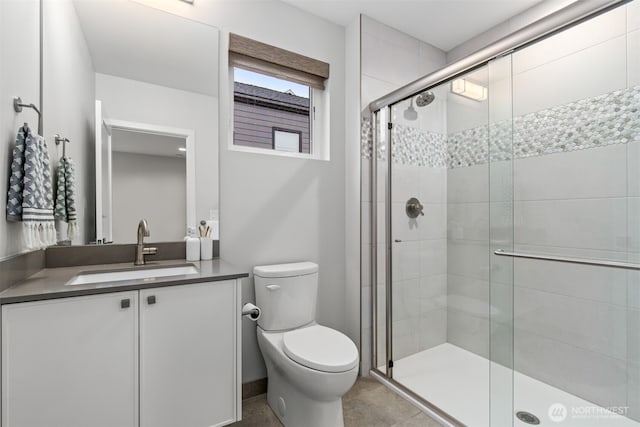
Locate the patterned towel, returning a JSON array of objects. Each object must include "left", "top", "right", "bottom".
[
  {"left": 6, "top": 126, "right": 56, "bottom": 249},
  {"left": 54, "top": 156, "right": 77, "bottom": 240}
]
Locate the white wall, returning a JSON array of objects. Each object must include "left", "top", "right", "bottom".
[
  {"left": 95, "top": 73, "right": 218, "bottom": 227},
  {"left": 345, "top": 16, "right": 362, "bottom": 366},
  {"left": 111, "top": 151, "right": 185, "bottom": 243},
  {"left": 217, "top": 5, "right": 347, "bottom": 383},
  {"left": 43, "top": 0, "right": 96, "bottom": 245},
  {"left": 131, "top": 0, "right": 355, "bottom": 385},
  {"left": 0, "top": 0, "right": 41, "bottom": 259}
]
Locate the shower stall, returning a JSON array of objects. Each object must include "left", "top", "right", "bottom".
[{"left": 367, "top": 0, "right": 640, "bottom": 425}]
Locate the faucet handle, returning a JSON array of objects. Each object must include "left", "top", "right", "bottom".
[{"left": 143, "top": 247, "right": 158, "bottom": 256}]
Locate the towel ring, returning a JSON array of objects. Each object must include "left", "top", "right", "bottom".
[{"left": 13, "top": 96, "right": 42, "bottom": 135}]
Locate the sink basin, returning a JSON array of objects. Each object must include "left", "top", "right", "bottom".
[{"left": 66, "top": 264, "right": 199, "bottom": 286}]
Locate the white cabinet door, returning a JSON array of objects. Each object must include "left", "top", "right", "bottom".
[
  {"left": 140, "top": 281, "right": 239, "bottom": 427},
  {"left": 2, "top": 291, "right": 139, "bottom": 427}
]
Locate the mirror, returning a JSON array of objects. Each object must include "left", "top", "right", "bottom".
[{"left": 42, "top": 0, "right": 219, "bottom": 245}]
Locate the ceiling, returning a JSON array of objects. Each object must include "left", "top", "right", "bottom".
[
  {"left": 112, "top": 129, "right": 186, "bottom": 158},
  {"left": 281, "top": 0, "right": 544, "bottom": 51},
  {"left": 72, "top": 0, "right": 548, "bottom": 95}
]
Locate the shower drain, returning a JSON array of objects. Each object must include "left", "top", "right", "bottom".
[{"left": 516, "top": 411, "right": 540, "bottom": 425}]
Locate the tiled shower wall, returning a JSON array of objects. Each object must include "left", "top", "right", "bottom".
[
  {"left": 389, "top": 103, "right": 449, "bottom": 360},
  {"left": 360, "top": 15, "right": 447, "bottom": 373}
]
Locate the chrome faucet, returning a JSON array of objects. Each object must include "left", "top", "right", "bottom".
[{"left": 135, "top": 219, "right": 157, "bottom": 266}]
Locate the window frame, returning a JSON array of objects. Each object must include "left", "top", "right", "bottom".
[{"left": 228, "top": 66, "right": 328, "bottom": 161}]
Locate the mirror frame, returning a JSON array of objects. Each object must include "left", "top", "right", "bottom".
[{"left": 95, "top": 116, "right": 196, "bottom": 242}]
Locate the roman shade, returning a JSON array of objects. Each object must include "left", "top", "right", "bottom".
[{"left": 229, "top": 33, "right": 330, "bottom": 90}]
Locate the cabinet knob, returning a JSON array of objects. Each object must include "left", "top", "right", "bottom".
[
  {"left": 120, "top": 298, "right": 130, "bottom": 309},
  {"left": 147, "top": 295, "right": 156, "bottom": 305}
]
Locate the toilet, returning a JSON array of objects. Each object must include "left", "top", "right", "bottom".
[{"left": 254, "top": 262, "right": 359, "bottom": 427}]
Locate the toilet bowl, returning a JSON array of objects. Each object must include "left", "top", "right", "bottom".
[{"left": 254, "top": 262, "right": 359, "bottom": 427}]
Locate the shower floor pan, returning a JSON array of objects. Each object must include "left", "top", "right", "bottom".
[{"left": 388, "top": 343, "right": 638, "bottom": 427}]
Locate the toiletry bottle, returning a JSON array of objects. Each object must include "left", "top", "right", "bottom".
[{"left": 186, "top": 227, "right": 200, "bottom": 261}]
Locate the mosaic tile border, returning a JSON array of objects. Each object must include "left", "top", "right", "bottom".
[
  {"left": 361, "top": 85, "right": 640, "bottom": 168},
  {"left": 361, "top": 116, "right": 373, "bottom": 160},
  {"left": 392, "top": 125, "right": 447, "bottom": 168},
  {"left": 361, "top": 116, "right": 387, "bottom": 162}
]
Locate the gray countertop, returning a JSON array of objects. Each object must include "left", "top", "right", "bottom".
[{"left": 0, "top": 258, "right": 248, "bottom": 304}]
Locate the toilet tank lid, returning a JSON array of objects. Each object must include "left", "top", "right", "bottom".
[{"left": 254, "top": 262, "right": 318, "bottom": 278}]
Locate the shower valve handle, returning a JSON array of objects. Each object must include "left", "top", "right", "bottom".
[{"left": 406, "top": 198, "right": 424, "bottom": 218}]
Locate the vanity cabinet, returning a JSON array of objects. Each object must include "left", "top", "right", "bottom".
[
  {"left": 1, "top": 280, "right": 241, "bottom": 427},
  {"left": 139, "top": 281, "right": 238, "bottom": 427},
  {"left": 1, "top": 291, "right": 140, "bottom": 427}
]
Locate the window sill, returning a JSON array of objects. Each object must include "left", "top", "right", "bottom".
[{"left": 227, "top": 144, "right": 329, "bottom": 161}]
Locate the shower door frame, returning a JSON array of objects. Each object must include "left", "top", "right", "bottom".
[{"left": 367, "top": 1, "right": 631, "bottom": 425}]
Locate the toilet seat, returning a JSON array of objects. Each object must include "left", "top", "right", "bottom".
[{"left": 282, "top": 325, "right": 358, "bottom": 373}]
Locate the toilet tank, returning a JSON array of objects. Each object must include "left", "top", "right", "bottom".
[{"left": 254, "top": 262, "right": 318, "bottom": 331}]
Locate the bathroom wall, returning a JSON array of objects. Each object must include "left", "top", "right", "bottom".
[
  {"left": 95, "top": 73, "right": 218, "bottom": 223},
  {"left": 58, "top": 0, "right": 351, "bottom": 385},
  {"left": 111, "top": 151, "right": 186, "bottom": 243},
  {"left": 43, "top": 0, "right": 96, "bottom": 246},
  {"left": 0, "top": 0, "right": 41, "bottom": 259},
  {"left": 0, "top": 0, "right": 96, "bottom": 253},
  {"left": 218, "top": 9, "right": 346, "bottom": 382},
  {"left": 360, "top": 15, "right": 447, "bottom": 368},
  {"left": 344, "top": 16, "right": 362, "bottom": 365}
]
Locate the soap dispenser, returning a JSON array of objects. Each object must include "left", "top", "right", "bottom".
[{"left": 185, "top": 227, "right": 200, "bottom": 261}]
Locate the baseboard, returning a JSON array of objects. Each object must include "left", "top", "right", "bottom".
[{"left": 242, "top": 378, "right": 268, "bottom": 400}]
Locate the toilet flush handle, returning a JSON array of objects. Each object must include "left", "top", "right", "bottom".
[{"left": 266, "top": 284, "right": 280, "bottom": 291}]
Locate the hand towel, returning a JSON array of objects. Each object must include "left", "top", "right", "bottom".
[
  {"left": 6, "top": 126, "right": 56, "bottom": 249},
  {"left": 54, "top": 156, "right": 77, "bottom": 240}
]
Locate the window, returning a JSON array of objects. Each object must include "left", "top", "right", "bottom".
[
  {"left": 273, "top": 128, "right": 302, "bottom": 152},
  {"left": 228, "top": 33, "right": 329, "bottom": 159},
  {"left": 233, "top": 68, "right": 311, "bottom": 153}
]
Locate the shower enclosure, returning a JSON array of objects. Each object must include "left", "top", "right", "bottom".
[{"left": 368, "top": 0, "right": 640, "bottom": 425}]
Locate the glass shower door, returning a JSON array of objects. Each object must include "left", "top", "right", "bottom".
[
  {"left": 488, "top": 54, "right": 515, "bottom": 426},
  {"left": 386, "top": 64, "right": 510, "bottom": 426},
  {"left": 373, "top": 2, "right": 639, "bottom": 426},
  {"left": 502, "top": 1, "right": 639, "bottom": 424}
]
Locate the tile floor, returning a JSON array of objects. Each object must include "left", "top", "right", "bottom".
[{"left": 231, "top": 377, "right": 442, "bottom": 427}]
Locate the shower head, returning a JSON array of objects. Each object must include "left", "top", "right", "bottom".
[
  {"left": 403, "top": 91, "right": 435, "bottom": 121},
  {"left": 415, "top": 91, "right": 435, "bottom": 107},
  {"left": 403, "top": 97, "right": 418, "bottom": 121}
]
